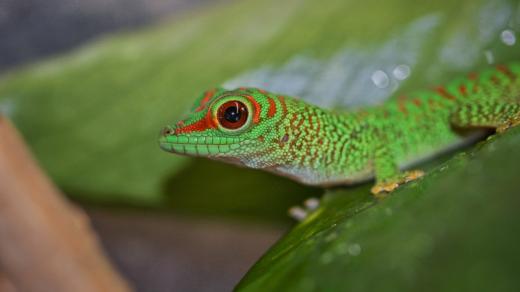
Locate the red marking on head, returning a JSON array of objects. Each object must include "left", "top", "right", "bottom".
[
  {"left": 195, "top": 89, "right": 216, "bottom": 112},
  {"left": 244, "top": 95, "right": 261, "bottom": 124},
  {"left": 258, "top": 135, "right": 265, "bottom": 142},
  {"left": 278, "top": 96, "right": 287, "bottom": 116},
  {"left": 435, "top": 87, "right": 456, "bottom": 100},
  {"left": 458, "top": 85, "right": 467, "bottom": 96},
  {"left": 175, "top": 110, "right": 217, "bottom": 134},
  {"left": 412, "top": 98, "right": 422, "bottom": 107},
  {"left": 468, "top": 72, "right": 478, "bottom": 80},
  {"left": 275, "top": 96, "right": 289, "bottom": 134},
  {"left": 257, "top": 88, "right": 268, "bottom": 94},
  {"left": 497, "top": 64, "right": 515, "bottom": 80},
  {"left": 267, "top": 97, "right": 277, "bottom": 118}
]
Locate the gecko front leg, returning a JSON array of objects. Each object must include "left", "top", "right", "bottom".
[{"left": 370, "top": 141, "right": 424, "bottom": 197}]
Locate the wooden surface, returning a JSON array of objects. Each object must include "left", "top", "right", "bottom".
[
  {"left": 0, "top": 272, "right": 16, "bottom": 292},
  {"left": 0, "top": 116, "right": 131, "bottom": 292}
]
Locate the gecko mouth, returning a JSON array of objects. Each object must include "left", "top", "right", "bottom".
[{"left": 159, "top": 134, "right": 242, "bottom": 156}]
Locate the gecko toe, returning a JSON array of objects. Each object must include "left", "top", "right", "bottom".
[
  {"left": 404, "top": 170, "right": 425, "bottom": 182},
  {"left": 371, "top": 169, "right": 424, "bottom": 197},
  {"left": 497, "top": 116, "right": 520, "bottom": 133}
]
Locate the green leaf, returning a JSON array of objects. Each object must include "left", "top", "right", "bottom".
[{"left": 237, "top": 127, "right": 520, "bottom": 292}]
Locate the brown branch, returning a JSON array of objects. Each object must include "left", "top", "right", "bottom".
[
  {"left": 0, "top": 117, "right": 131, "bottom": 292},
  {"left": 0, "top": 272, "right": 16, "bottom": 292}
]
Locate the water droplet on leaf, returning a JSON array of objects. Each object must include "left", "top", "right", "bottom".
[
  {"left": 392, "top": 65, "right": 411, "bottom": 80},
  {"left": 500, "top": 29, "right": 516, "bottom": 46},
  {"left": 371, "top": 70, "right": 390, "bottom": 88},
  {"left": 325, "top": 232, "right": 338, "bottom": 242},
  {"left": 347, "top": 243, "right": 362, "bottom": 256},
  {"left": 320, "top": 252, "right": 334, "bottom": 264}
]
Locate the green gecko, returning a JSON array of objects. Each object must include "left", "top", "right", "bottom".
[{"left": 159, "top": 63, "right": 520, "bottom": 196}]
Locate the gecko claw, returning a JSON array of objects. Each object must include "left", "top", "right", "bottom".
[
  {"left": 404, "top": 169, "right": 425, "bottom": 182},
  {"left": 371, "top": 169, "right": 424, "bottom": 197},
  {"left": 370, "top": 182, "right": 399, "bottom": 196},
  {"left": 497, "top": 115, "right": 520, "bottom": 133}
]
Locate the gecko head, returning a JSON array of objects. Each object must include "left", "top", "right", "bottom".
[{"left": 159, "top": 87, "right": 285, "bottom": 167}]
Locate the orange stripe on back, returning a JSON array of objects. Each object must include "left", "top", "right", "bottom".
[
  {"left": 497, "top": 64, "right": 516, "bottom": 80},
  {"left": 458, "top": 84, "right": 467, "bottom": 96},
  {"left": 435, "top": 86, "right": 456, "bottom": 100}
]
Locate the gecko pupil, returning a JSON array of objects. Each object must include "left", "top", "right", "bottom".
[
  {"left": 217, "top": 100, "right": 248, "bottom": 130},
  {"left": 225, "top": 106, "right": 241, "bottom": 122}
]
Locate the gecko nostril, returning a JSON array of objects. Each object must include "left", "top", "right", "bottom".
[{"left": 161, "top": 126, "right": 174, "bottom": 136}]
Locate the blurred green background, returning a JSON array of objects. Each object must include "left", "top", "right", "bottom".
[{"left": 1, "top": 0, "right": 519, "bottom": 291}]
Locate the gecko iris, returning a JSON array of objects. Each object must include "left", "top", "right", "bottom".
[{"left": 159, "top": 63, "right": 520, "bottom": 195}]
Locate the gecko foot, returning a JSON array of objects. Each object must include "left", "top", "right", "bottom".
[
  {"left": 371, "top": 170, "right": 425, "bottom": 197},
  {"left": 497, "top": 115, "right": 520, "bottom": 133}
]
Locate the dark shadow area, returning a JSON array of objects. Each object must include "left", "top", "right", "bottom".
[{"left": 163, "top": 157, "right": 324, "bottom": 222}]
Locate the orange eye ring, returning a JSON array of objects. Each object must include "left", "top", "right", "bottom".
[{"left": 217, "top": 100, "right": 249, "bottom": 130}]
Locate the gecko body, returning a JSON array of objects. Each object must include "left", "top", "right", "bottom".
[{"left": 159, "top": 63, "right": 520, "bottom": 195}]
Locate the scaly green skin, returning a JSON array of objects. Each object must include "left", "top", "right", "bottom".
[{"left": 159, "top": 63, "right": 520, "bottom": 194}]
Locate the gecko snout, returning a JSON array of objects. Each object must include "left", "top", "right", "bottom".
[{"left": 161, "top": 126, "right": 175, "bottom": 136}]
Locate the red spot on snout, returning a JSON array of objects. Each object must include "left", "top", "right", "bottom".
[{"left": 175, "top": 110, "right": 217, "bottom": 134}]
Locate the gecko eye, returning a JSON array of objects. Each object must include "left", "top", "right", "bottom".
[{"left": 217, "top": 100, "right": 249, "bottom": 130}]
